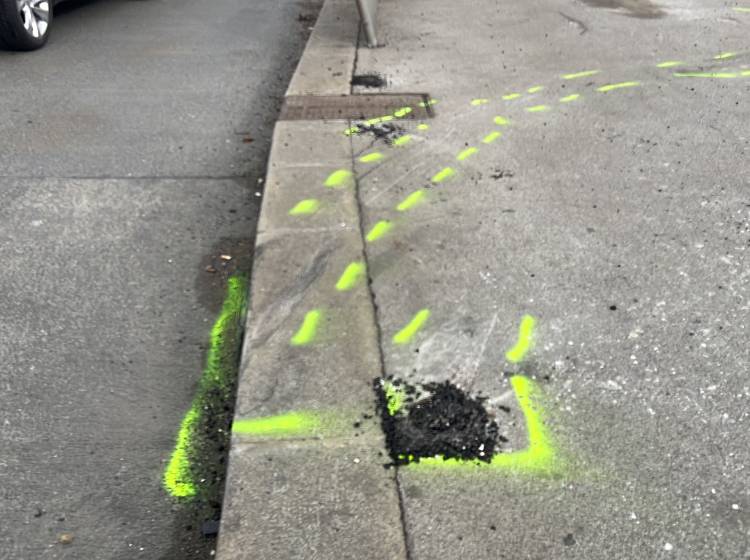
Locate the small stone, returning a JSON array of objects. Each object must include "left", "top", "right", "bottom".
[
  {"left": 731, "top": 504, "right": 740, "bottom": 510},
  {"left": 353, "top": 457, "right": 360, "bottom": 464},
  {"left": 219, "top": 254, "right": 232, "bottom": 261},
  {"left": 205, "top": 266, "right": 217, "bottom": 273},
  {"left": 58, "top": 533, "right": 74, "bottom": 545},
  {"left": 664, "top": 543, "right": 673, "bottom": 551}
]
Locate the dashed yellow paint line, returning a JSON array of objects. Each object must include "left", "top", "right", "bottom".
[
  {"left": 714, "top": 52, "right": 737, "bottom": 60},
  {"left": 493, "top": 116, "right": 511, "bottom": 126},
  {"left": 674, "top": 71, "right": 738, "bottom": 79},
  {"left": 561, "top": 69, "right": 600, "bottom": 80},
  {"left": 559, "top": 94, "right": 581, "bottom": 103},
  {"left": 359, "top": 152, "right": 384, "bottom": 164},
  {"left": 525, "top": 105, "right": 551, "bottom": 113},
  {"left": 392, "top": 134, "right": 412, "bottom": 147},
  {"left": 288, "top": 198, "right": 320, "bottom": 216},
  {"left": 417, "top": 123, "right": 430, "bottom": 131},
  {"left": 366, "top": 220, "right": 394, "bottom": 242},
  {"left": 419, "top": 99, "right": 438, "bottom": 107},
  {"left": 290, "top": 309, "right": 322, "bottom": 346},
  {"left": 733, "top": 6, "right": 750, "bottom": 12},
  {"left": 396, "top": 190, "right": 426, "bottom": 212},
  {"left": 596, "top": 81, "right": 640, "bottom": 92},
  {"left": 482, "top": 131, "right": 502, "bottom": 144},
  {"left": 471, "top": 98, "right": 490, "bottom": 106},
  {"left": 527, "top": 86, "right": 544, "bottom": 93},
  {"left": 431, "top": 167, "right": 456, "bottom": 183},
  {"left": 335, "top": 261, "right": 366, "bottom": 291},
  {"left": 324, "top": 169, "right": 353, "bottom": 188},
  {"left": 393, "top": 309, "right": 431, "bottom": 345},
  {"left": 502, "top": 93, "right": 522, "bottom": 100},
  {"left": 393, "top": 107, "right": 412, "bottom": 118},
  {"left": 506, "top": 314, "right": 536, "bottom": 364},
  {"left": 457, "top": 147, "right": 479, "bottom": 161},
  {"left": 656, "top": 60, "right": 683, "bottom": 68}
]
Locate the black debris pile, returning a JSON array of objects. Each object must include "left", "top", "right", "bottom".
[
  {"left": 349, "top": 120, "right": 406, "bottom": 144},
  {"left": 375, "top": 378, "right": 505, "bottom": 466}
]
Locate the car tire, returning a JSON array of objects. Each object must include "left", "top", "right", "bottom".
[{"left": 0, "top": 0, "right": 52, "bottom": 51}]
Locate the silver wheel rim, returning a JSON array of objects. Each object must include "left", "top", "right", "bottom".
[{"left": 17, "top": 0, "right": 50, "bottom": 39}]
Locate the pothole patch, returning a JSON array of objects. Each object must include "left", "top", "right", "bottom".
[{"left": 374, "top": 378, "right": 508, "bottom": 466}]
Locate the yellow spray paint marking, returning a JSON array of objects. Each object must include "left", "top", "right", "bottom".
[
  {"left": 290, "top": 309, "right": 322, "bottom": 346},
  {"left": 674, "top": 71, "right": 738, "bottom": 78},
  {"left": 392, "top": 134, "right": 412, "bottom": 147},
  {"left": 366, "top": 220, "right": 394, "bottom": 242},
  {"left": 502, "top": 93, "right": 522, "bottom": 100},
  {"left": 232, "top": 411, "right": 321, "bottom": 437},
  {"left": 419, "top": 99, "right": 438, "bottom": 107},
  {"left": 525, "top": 105, "right": 551, "bottom": 113},
  {"left": 417, "top": 123, "right": 430, "bottom": 130},
  {"left": 596, "top": 81, "right": 640, "bottom": 92},
  {"left": 471, "top": 98, "right": 490, "bottom": 106},
  {"left": 561, "top": 69, "right": 600, "bottom": 80},
  {"left": 656, "top": 60, "right": 683, "bottom": 68},
  {"left": 742, "top": 70, "right": 750, "bottom": 76},
  {"left": 482, "top": 131, "right": 502, "bottom": 144},
  {"left": 359, "top": 152, "right": 384, "bottom": 163},
  {"left": 393, "top": 309, "right": 431, "bottom": 345},
  {"left": 365, "top": 115, "right": 394, "bottom": 126},
  {"left": 396, "top": 190, "right": 426, "bottom": 212},
  {"left": 493, "top": 116, "right": 511, "bottom": 126},
  {"left": 383, "top": 381, "right": 406, "bottom": 416},
  {"left": 335, "top": 261, "right": 366, "bottom": 291},
  {"left": 412, "top": 375, "right": 560, "bottom": 475},
  {"left": 324, "top": 169, "right": 353, "bottom": 188},
  {"left": 527, "top": 86, "right": 544, "bottom": 93},
  {"left": 344, "top": 126, "right": 361, "bottom": 136},
  {"left": 505, "top": 314, "right": 536, "bottom": 364},
  {"left": 288, "top": 198, "right": 321, "bottom": 216},
  {"left": 393, "top": 107, "right": 413, "bottom": 118},
  {"left": 457, "top": 147, "right": 479, "bottom": 161},
  {"left": 431, "top": 167, "right": 456, "bottom": 183},
  {"left": 714, "top": 52, "right": 737, "bottom": 59},
  {"left": 559, "top": 94, "right": 581, "bottom": 103},
  {"left": 733, "top": 6, "right": 750, "bottom": 11},
  {"left": 164, "top": 407, "right": 199, "bottom": 497}
]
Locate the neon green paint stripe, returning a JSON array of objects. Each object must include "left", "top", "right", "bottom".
[
  {"left": 232, "top": 411, "right": 321, "bottom": 437},
  {"left": 559, "top": 94, "right": 580, "bottom": 103},
  {"left": 431, "top": 167, "right": 455, "bottom": 183},
  {"left": 733, "top": 6, "right": 750, "bottom": 11},
  {"left": 527, "top": 86, "right": 544, "bottom": 93},
  {"left": 288, "top": 198, "right": 320, "bottom": 216},
  {"left": 674, "top": 71, "right": 738, "bottom": 79},
  {"left": 335, "top": 261, "right": 366, "bottom": 291},
  {"left": 393, "top": 309, "right": 431, "bottom": 344},
  {"left": 417, "top": 123, "right": 430, "bottom": 131},
  {"left": 714, "top": 52, "right": 737, "bottom": 59},
  {"left": 505, "top": 314, "right": 536, "bottom": 364},
  {"left": 482, "top": 131, "right": 502, "bottom": 144},
  {"left": 366, "top": 220, "right": 394, "bottom": 242},
  {"left": 656, "top": 60, "right": 683, "bottom": 68},
  {"left": 290, "top": 309, "right": 322, "bottom": 346},
  {"left": 525, "top": 105, "right": 550, "bottom": 113},
  {"left": 383, "top": 381, "right": 406, "bottom": 416},
  {"left": 392, "top": 134, "right": 412, "bottom": 147},
  {"left": 457, "top": 147, "right": 478, "bottom": 161},
  {"left": 396, "top": 190, "right": 426, "bottom": 212},
  {"left": 344, "top": 126, "right": 360, "bottom": 136},
  {"left": 596, "top": 81, "right": 640, "bottom": 92},
  {"left": 419, "top": 99, "right": 438, "bottom": 107},
  {"left": 493, "top": 116, "right": 510, "bottom": 126},
  {"left": 502, "top": 93, "right": 521, "bottom": 100},
  {"left": 359, "top": 152, "right": 384, "bottom": 163},
  {"left": 394, "top": 106, "right": 413, "bottom": 118},
  {"left": 411, "top": 375, "right": 560, "bottom": 474},
  {"left": 742, "top": 70, "right": 750, "bottom": 76},
  {"left": 471, "top": 98, "right": 489, "bottom": 106},
  {"left": 164, "top": 275, "right": 248, "bottom": 498},
  {"left": 324, "top": 169, "right": 353, "bottom": 188},
  {"left": 561, "top": 69, "right": 599, "bottom": 80}
]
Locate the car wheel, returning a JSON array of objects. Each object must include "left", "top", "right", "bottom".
[{"left": 0, "top": 0, "right": 52, "bottom": 51}]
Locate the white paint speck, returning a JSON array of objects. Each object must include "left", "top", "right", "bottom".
[
  {"left": 664, "top": 543, "right": 673, "bottom": 551},
  {"left": 731, "top": 504, "right": 739, "bottom": 510}
]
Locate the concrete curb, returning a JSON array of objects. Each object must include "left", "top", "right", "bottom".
[{"left": 216, "top": 2, "right": 409, "bottom": 558}]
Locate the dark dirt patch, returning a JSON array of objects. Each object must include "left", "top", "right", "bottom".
[
  {"left": 375, "top": 378, "right": 506, "bottom": 466},
  {"left": 351, "top": 73, "right": 387, "bottom": 88},
  {"left": 351, "top": 121, "right": 407, "bottom": 144}
]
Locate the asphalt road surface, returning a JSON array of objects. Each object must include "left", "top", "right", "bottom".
[{"left": 0, "top": 0, "right": 318, "bottom": 557}]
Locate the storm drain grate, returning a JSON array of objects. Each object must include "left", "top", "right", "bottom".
[{"left": 279, "top": 94, "right": 434, "bottom": 121}]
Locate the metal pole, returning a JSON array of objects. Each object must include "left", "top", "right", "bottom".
[{"left": 355, "top": 0, "right": 378, "bottom": 47}]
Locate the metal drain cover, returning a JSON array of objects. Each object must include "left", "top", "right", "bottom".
[{"left": 279, "top": 94, "right": 434, "bottom": 121}]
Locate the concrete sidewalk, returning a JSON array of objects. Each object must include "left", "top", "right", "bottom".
[{"left": 219, "top": 0, "right": 750, "bottom": 557}]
